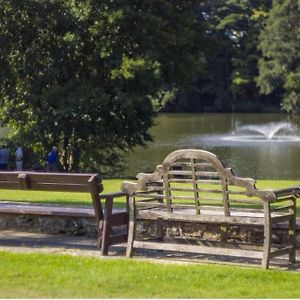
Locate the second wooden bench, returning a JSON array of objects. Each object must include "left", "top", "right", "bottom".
[{"left": 0, "top": 171, "right": 128, "bottom": 254}]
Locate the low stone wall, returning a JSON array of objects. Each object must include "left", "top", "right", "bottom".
[
  {"left": 0, "top": 213, "right": 98, "bottom": 237},
  {"left": 1, "top": 213, "right": 299, "bottom": 247},
  {"left": 136, "top": 220, "right": 300, "bottom": 246}
]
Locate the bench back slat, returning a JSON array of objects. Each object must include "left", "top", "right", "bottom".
[
  {"left": 0, "top": 172, "right": 103, "bottom": 193},
  {"left": 0, "top": 171, "right": 104, "bottom": 225},
  {"left": 0, "top": 181, "right": 20, "bottom": 189},
  {"left": 18, "top": 172, "right": 103, "bottom": 193},
  {"left": 0, "top": 172, "right": 20, "bottom": 190}
]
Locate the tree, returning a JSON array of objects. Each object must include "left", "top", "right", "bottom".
[
  {"left": 0, "top": 0, "right": 204, "bottom": 174},
  {"left": 164, "top": 0, "right": 276, "bottom": 113},
  {"left": 257, "top": 0, "right": 300, "bottom": 113}
]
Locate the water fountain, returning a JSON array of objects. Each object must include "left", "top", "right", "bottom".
[
  {"left": 224, "top": 121, "right": 300, "bottom": 142},
  {"left": 179, "top": 121, "right": 300, "bottom": 148}
]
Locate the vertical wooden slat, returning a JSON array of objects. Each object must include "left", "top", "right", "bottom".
[
  {"left": 191, "top": 158, "right": 200, "bottom": 214},
  {"left": 221, "top": 178, "right": 230, "bottom": 217},
  {"left": 163, "top": 174, "right": 172, "bottom": 213},
  {"left": 262, "top": 202, "right": 271, "bottom": 269}
]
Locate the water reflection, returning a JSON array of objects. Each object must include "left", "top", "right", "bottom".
[{"left": 125, "top": 113, "right": 300, "bottom": 179}]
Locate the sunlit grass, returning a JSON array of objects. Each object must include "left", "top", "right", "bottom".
[{"left": 0, "top": 250, "right": 300, "bottom": 298}]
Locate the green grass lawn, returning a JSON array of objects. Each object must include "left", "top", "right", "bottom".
[
  {"left": 1, "top": 180, "right": 300, "bottom": 298},
  {"left": 0, "top": 250, "right": 300, "bottom": 298}
]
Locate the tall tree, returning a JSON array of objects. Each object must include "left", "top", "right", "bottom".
[
  {"left": 164, "top": 0, "right": 275, "bottom": 113},
  {"left": 202, "top": 0, "right": 273, "bottom": 111},
  {"left": 257, "top": 0, "right": 300, "bottom": 113},
  {"left": 0, "top": 0, "right": 204, "bottom": 173}
]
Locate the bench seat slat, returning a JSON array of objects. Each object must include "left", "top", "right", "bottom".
[
  {"left": 0, "top": 203, "right": 95, "bottom": 217},
  {"left": 21, "top": 172, "right": 101, "bottom": 184},
  {"left": 133, "top": 241, "right": 264, "bottom": 259},
  {"left": 136, "top": 209, "right": 266, "bottom": 225},
  {"left": 0, "top": 202, "right": 127, "bottom": 218}
]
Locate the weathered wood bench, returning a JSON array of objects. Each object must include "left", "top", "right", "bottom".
[
  {"left": 121, "top": 149, "right": 300, "bottom": 269},
  {"left": 0, "top": 171, "right": 128, "bottom": 254}
]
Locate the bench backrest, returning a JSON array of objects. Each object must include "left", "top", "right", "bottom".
[
  {"left": 0, "top": 171, "right": 104, "bottom": 220},
  {"left": 122, "top": 149, "right": 276, "bottom": 216}
]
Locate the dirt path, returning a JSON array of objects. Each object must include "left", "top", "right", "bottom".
[{"left": 1, "top": 230, "right": 300, "bottom": 270}]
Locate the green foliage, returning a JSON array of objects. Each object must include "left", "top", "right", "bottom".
[
  {"left": 0, "top": 0, "right": 203, "bottom": 173},
  {"left": 257, "top": 0, "right": 300, "bottom": 113},
  {"left": 164, "top": 0, "right": 277, "bottom": 113}
]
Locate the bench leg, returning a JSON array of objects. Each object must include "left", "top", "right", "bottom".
[
  {"left": 288, "top": 199, "right": 296, "bottom": 263},
  {"left": 101, "top": 196, "right": 113, "bottom": 256},
  {"left": 126, "top": 198, "right": 136, "bottom": 257},
  {"left": 262, "top": 225, "right": 271, "bottom": 269},
  {"left": 97, "top": 221, "right": 103, "bottom": 248},
  {"left": 262, "top": 203, "right": 271, "bottom": 269}
]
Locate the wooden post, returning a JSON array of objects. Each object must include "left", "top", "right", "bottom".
[
  {"left": 126, "top": 196, "right": 136, "bottom": 257},
  {"left": 101, "top": 195, "right": 113, "bottom": 255},
  {"left": 262, "top": 202, "right": 271, "bottom": 269},
  {"left": 88, "top": 175, "right": 103, "bottom": 248},
  {"left": 288, "top": 197, "right": 296, "bottom": 263}
]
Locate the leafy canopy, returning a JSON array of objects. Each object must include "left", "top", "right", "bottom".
[
  {"left": 0, "top": 0, "right": 204, "bottom": 173},
  {"left": 257, "top": 0, "right": 300, "bottom": 113}
]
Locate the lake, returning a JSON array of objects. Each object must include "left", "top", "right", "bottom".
[
  {"left": 2, "top": 113, "right": 300, "bottom": 179},
  {"left": 124, "top": 113, "right": 300, "bottom": 180}
]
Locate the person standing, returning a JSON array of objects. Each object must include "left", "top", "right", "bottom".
[
  {"left": 15, "top": 146, "right": 24, "bottom": 171},
  {"left": 0, "top": 144, "right": 10, "bottom": 170},
  {"left": 46, "top": 146, "right": 58, "bottom": 172}
]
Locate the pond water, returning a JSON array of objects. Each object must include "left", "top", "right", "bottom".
[
  {"left": 2, "top": 113, "right": 300, "bottom": 179},
  {"left": 124, "top": 113, "right": 300, "bottom": 180}
]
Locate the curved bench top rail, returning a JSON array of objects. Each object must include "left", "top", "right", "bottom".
[{"left": 121, "top": 149, "right": 277, "bottom": 202}]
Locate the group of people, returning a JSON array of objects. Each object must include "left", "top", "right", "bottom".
[
  {"left": 0, "top": 144, "right": 23, "bottom": 171},
  {"left": 0, "top": 145, "right": 58, "bottom": 172}
]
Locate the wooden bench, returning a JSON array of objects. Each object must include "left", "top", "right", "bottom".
[
  {"left": 0, "top": 171, "right": 128, "bottom": 255},
  {"left": 121, "top": 149, "right": 300, "bottom": 269}
]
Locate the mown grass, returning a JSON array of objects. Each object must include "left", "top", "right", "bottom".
[{"left": 0, "top": 250, "right": 300, "bottom": 298}]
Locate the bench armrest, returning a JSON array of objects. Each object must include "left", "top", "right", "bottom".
[
  {"left": 272, "top": 185, "right": 300, "bottom": 198},
  {"left": 99, "top": 192, "right": 128, "bottom": 199},
  {"left": 99, "top": 191, "right": 129, "bottom": 212}
]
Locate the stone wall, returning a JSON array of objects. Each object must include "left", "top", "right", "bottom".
[
  {"left": 1, "top": 213, "right": 299, "bottom": 247},
  {"left": 0, "top": 213, "right": 98, "bottom": 237}
]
